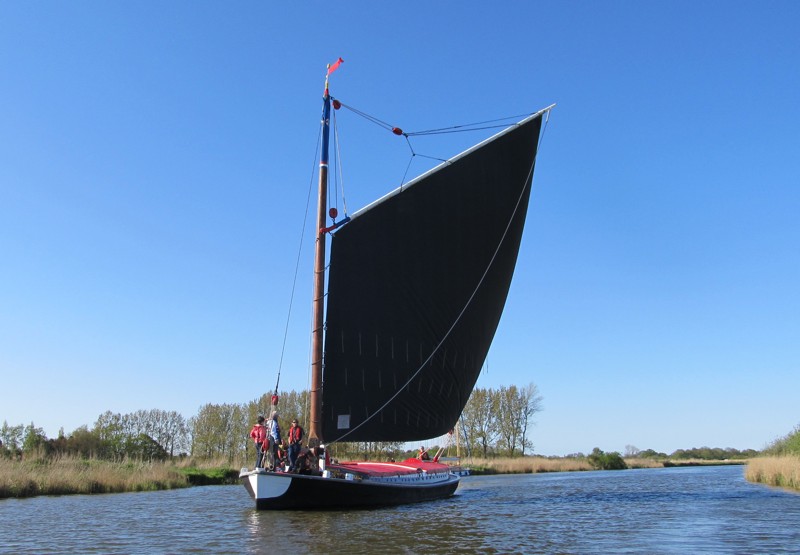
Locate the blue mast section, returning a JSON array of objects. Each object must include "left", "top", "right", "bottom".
[{"left": 309, "top": 59, "right": 340, "bottom": 445}]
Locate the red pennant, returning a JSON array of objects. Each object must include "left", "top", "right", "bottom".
[{"left": 327, "top": 57, "right": 344, "bottom": 75}]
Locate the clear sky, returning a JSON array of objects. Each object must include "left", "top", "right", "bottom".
[{"left": 2, "top": 2, "right": 798, "bottom": 456}]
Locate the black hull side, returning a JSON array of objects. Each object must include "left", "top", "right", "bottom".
[{"left": 246, "top": 473, "right": 460, "bottom": 510}]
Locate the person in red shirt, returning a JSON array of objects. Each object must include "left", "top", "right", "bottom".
[
  {"left": 249, "top": 415, "right": 267, "bottom": 469},
  {"left": 287, "top": 419, "right": 304, "bottom": 470},
  {"left": 418, "top": 446, "right": 431, "bottom": 461}
]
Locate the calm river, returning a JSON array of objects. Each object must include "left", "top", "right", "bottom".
[{"left": 2, "top": 465, "right": 799, "bottom": 554}]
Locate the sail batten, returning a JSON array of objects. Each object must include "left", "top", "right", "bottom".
[{"left": 322, "top": 112, "right": 546, "bottom": 443}]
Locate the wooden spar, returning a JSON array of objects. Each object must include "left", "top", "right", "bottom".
[{"left": 308, "top": 69, "right": 334, "bottom": 446}]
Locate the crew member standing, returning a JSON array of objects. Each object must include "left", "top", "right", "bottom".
[
  {"left": 287, "top": 419, "right": 304, "bottom": 470},
  {"left": 267, "top": 411, "right": 282, "bottom": 470},
  {"left": 249, "top": 415, "right": 267, "bottom": 468}
]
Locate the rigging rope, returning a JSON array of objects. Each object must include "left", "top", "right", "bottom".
[
  {"left": 272, "top": 125, "right": 323, "bottom": 398},
  {"left": 331, "top": 97, "right": 542, "bottom": 189},
  {"left": 332, "top": 106, "right": 349, "bottom": 217},
  {"left": 405, "top": 114, "right": 534, "bottom": 136},
  {"left": 331, "top": 97, "right": 532, "bottom": 137}
]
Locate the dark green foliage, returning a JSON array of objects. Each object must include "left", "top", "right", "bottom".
[
  {"left": 587, "top": 448, "right": 627, "bottom": 470},
  {"left": 123, "top": 434, "right": 168, "bottom": 461},
  {"left": 180, "top": 467, "right": 239, "bottom": 485},
  {"left": 637, "top": 449, "right": 669, "bottom": 459},
  {"left": 669, "top": 447, "right": 758, "bottom": 460},
  {"left": 62, "top": 426, "right": 107, "bottom": 458}
]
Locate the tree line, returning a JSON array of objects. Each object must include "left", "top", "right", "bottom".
[
  {"left": 1, "top": 409, "right": 189, "bottom": 462},
  {"left": 0, "top": 392, "right": 310, "bottom": 463},
  {"left": 2, "top": 383, "right": 544, "bottom": 463},
  {"left": 622, "top": 445, "right": 759, "bottom": 460}
]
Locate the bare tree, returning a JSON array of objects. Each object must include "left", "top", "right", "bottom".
[
  {"left": 518, "top": 383, "right": 543, "bottom": 455},
  {"left": 624, "top": 445, "right": 640, "bottom": 458},
  {"left": 497, "top": 385, "right": 522, "bottom": 456}
]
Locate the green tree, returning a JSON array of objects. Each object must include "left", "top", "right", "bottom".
[
  {"left": 190, "top": 402, "right": 248, "bottom": 462},
  {"left": 124, "top": 409, "right": 189, "bottom": 457},
  {"left": 123, "top": 434, "right": 169, "bottom": 461},
  {"left": 638, "top": 448, "right": 668, "bottom": 459},
  {"left": 461, "top": 387, "right": 499, "bottom": 457},
  {"left": 94, "top": 411, "right": 126, "bottom": 459},
  {"left": 497, "top": 385, "right": 521, "bottom": 456},
  {"left": 65, "top": 425, "right": 106, "bottom": 458},
  {"left": 22, "top": 422, "right": 48, "bottom": 455},
  {"left": 1, "top": 421, "right": 24, "bottom": 453},
  {"left": 460, "top": 383, "right": 542, "bottom": 457},
  {"left": 587, "top": 447, "right": 627, "bottom": 470}
]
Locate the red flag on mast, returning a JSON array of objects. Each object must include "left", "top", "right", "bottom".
[{"left": 327, "top": 57, "right": 344, "bottom": 75}]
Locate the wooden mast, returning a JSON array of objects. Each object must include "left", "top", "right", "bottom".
[{"left": 309, "top": 59, "right": 341, "bottom": 446}]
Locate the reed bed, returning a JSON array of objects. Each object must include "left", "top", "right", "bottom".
[
  {"left": 622, "top": 458, "right": 663, "bottom": 469},
  {"left": 464, "top": 456, "right": 593, "bottom": 474},
  {"left": 462, "top": 456, "right": 743, "bottom": 474},
  {"left": 746, "top": 456, "right": 800, "bottom": 491},
  {"left": 0, "top": 456, "right": 189, "bottom": 499}
]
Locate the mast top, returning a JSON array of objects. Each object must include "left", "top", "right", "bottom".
[{"left": 325, "top": 57, "right": 344, "bottom": 96}]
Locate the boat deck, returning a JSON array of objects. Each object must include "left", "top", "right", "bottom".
[{"left": 331, "top": 458, "right": 449, "bottom": 476}]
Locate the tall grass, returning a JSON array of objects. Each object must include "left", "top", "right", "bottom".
[
  {"left": 746, "top": 456, "right": 800, "bottom": 491},
  {"left": 0, "top": 455, "right": 189, "bottom": 499},
  {"left": 462, "top": 456, "right": 738, "bottom": 474},
  {"left": 464, "top": 456, "right": 593, "bottom": 474},
  {"left": 622, "top": 458, "right": 664, "bottom": 469}
]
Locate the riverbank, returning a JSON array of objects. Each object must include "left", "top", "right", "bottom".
[
  {"left": 745, "top": 456, "right": 800, "bottom": 492},
  {"left": 1, "top": 454, "right": 749, "bottom": 499},
  {"left": 0, "top": 456, "right": 238, "bottom": 499},
  {"left": 464, "top": 456, "right": 592, "bottom": 474},
  {"left": 463, "top": 456, "right": 747, "bottom": 475}
]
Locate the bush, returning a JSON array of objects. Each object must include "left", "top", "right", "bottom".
[
  {"left": 637, "top": 449, "right": 668, "bottom": 459},
  {"left": 764, "top": 425, "right": 800, "bottom": 456},
  {"left": 587, "top": 448, "right": 627, "bottom": 470}
]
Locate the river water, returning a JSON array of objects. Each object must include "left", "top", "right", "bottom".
[{"left": 2, "top": 465, "right": 799, "bottom": 554}]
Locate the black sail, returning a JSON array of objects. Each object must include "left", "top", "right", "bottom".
[{"left": 321, "top": 113, "right": 544, "bottom": 443}]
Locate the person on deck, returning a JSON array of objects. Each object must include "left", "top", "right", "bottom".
[
  {"left": 418, "top": 446, "right": 431, "bottom": 461},
  {"left": 287, "top": 418, "right": 304, "bottom": 470},
  {"left": 267, "top": 411, "right": 282, "bottom": 470},
  {"left": 292, "top": 447, "right": 315, "bottom": 474},
  {"left": 249, "top": 415, "right": 267, "bottom": 469},
  {"left": 276, "top": 442, "right": 288, "bottom": 470}
]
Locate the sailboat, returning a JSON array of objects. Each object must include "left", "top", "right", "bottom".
[{"left": 240, "top": 60, "right": 553, "bottom": 510}]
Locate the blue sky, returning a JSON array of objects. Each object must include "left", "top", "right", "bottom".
[{"left": 2, "top": 2, "right": 798, "bottom": 456}]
